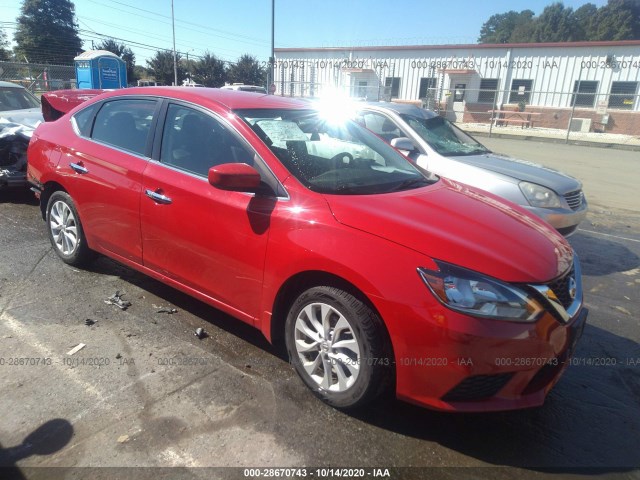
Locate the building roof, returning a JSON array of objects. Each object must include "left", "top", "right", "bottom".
[
  {"left": 74, "top": 50, "right": 121, "bottom": 61},
  {"left": 275, "top": 40, "right": 640, "bottom": 53}
]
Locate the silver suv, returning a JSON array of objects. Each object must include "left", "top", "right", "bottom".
[{"left": 355, "top": 103, "right": 587, "bottom": 236}]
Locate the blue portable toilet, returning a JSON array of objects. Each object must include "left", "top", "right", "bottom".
[{"left": 74, "top": 50, "right": 127, "bottom": 89}]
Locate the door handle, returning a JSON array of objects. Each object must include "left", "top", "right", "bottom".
[
  {"left": 70, "top": 162, "right": 89, "bottom": 174},
  {"left": 145, "top": 189, "right": 172, "bottom": 205}
]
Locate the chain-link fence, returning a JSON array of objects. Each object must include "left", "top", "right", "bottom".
[
  {"left": 0, "top": 61, "right": 76, "bottom": 94},
  {"left": 275, "top": 78, "right": 639, "bottom": 145},
  {"left": 426, "top": 85, "right": 640, "bottom": 144}
]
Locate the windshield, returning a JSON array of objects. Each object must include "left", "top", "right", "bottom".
[
  {"left": 0, "top": 87, "right": 41, "bottom": 112},
  {"left": 236, "top": 108, "right": 435, "bottom": 195},
  {"left": 400, "top": 114, "right": 490, "bottom": 157}
]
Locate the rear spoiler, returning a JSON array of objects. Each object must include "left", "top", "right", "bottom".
[{"left": 41, "top": 89, "right": 105, "bottom": 121}]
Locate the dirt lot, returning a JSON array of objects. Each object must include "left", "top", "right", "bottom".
[{"left": 0, "top": 138, "right": 639, "bottom": 480}]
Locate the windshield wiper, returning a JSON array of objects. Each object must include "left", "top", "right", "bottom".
[{"left": 386, "top": 176, "right": 432, "bottom": 193}]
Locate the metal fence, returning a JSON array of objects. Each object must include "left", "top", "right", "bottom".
[{"left": 0, "top": 61, "right": 76, "bottom": 94}]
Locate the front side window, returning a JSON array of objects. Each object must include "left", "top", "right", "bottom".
[
  {"left": 160, "top": 104, "right": 255, "bottom": 177},
  {"left": 236, "top": 108, "right": 434, "bottom": 195},
  {"left": 360, "top": 112, "right": 403, "bottom": 142},
  {"left": 401, "top": 114, "right": 490, "bottom": 157},
  {"left": 92, "top": 99, "right": 156, "bottom": 155}
]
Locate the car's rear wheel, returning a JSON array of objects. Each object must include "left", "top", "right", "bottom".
[
  {"left": 46, "top": 191, "right": 93, "bottom": 266},
  {"left": 285, "top": 286, "right": 392, "bottom": 409}
]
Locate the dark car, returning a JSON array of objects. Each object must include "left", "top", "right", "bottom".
[{"left": 0, "top": 81, "right": 44, "bottom": 190}]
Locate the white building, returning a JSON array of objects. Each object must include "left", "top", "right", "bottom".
[{"left": 274, "top": 40, "right": 640, "bottom": 134}]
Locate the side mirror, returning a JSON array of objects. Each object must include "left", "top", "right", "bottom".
[
  {"left": 208, "top": 163, "right": 261, "bottom": 191},
  {"left": 390, "top": 137, "right": 416, "bottom": 152}
]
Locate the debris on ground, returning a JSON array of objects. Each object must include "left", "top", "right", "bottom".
[
  {"left": 104, "top": 291, "right": 132, "bottom": 310},
  {"left": 117, "top": 435, "right": 130, "bottom": 444},
  {"left": 115, "top": 353, "right": 122, "bottom": 360},
  {"left": 67, "top": 343, "right": 86, "bottom": 356},
  {"left": 194, "top": 327, "right": 207, "bottom": 339},
  {"left": 153, "top": 304, "right": 178, "bottom": 314},
  {"left": 157, "top": 307, "right": 178, "bottom": 314},
  {"left": 84, "top": 319, "right": 96, "bottom": 326}
]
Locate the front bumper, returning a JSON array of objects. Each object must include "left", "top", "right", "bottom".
[
  {"left": 375, "top": 258, "right": 588, "bottom": 412},
  {"left": 526, "top": 200, "right": 588, "bottom": 237},
  {"left": 385, "top": 304, "right": 587, "bottom": 412}
]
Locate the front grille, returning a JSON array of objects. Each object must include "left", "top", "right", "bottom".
[
  {"left": 442, "top": 373, "right": 514, "bottom": 402},
  {"left": 548, "top": 265, "right": 575, "bottom": 309},
  {"left": 564, "top": 190, "right": 583, "bottom": 210}
]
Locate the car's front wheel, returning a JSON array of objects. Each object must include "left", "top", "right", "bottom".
[
  {"left": 46, "top": 191, "right": 93, "bottom": 266},
  {"left": 285, "top": 286, "right": 392, "bottom": 409}
]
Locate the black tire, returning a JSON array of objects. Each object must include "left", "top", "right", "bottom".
[
  {"left": 285, "top": 286, "right": 392, "bottom": 409},
  {"left": 46, "top": 191, "right": 93, "bottom": 266}
]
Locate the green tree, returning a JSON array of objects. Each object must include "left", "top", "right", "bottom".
[
  {"left": 133, "top": 65, "right": 152, "bottom": 84},
  {"left": 95, "top": 38, "right": 137, "bottom": 84},
  {"left": 531, "top": 3, "right": 581, "bottom": 42},
  {"left": 478, "top": 10, "right": 534, "bottom": 43},
  {"left": 573, "top": 3, "right": 599, "bottom": 40},
  {"left": 593, "top": 0, "right": 640, "bottom": 40},
  {"left": 14, "top": 0, "right": 83, "bottom": 64},
  {"left": 0, "top": 26, "right": 11, "bottom": 61},
  {"left": 192, "top": 51, "right": 226, "bottom": 87},
  {"left": 147, "top": 50, "right": 184, "bottom": 86},
  {"left": 227, "top": 54, "right": 266, "bottom": 86}
]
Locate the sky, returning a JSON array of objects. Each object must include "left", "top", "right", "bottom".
[{"left": 0, "top": 0, "right": 610, "bottom": 65}]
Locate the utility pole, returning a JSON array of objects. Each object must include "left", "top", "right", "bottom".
[
  {"left": 270, "top": 0, "right": 275, "bottom": 93},
  {"left": 171, "top": 0, "right": 178, "bottom": 86}
]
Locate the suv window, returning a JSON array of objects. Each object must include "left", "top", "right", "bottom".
[
  {"left": 160, "top": 104, "right": 255, "bottom": 177},
  {"left": 361, "top": 112, "right": 403, "bottom": 142},
  {"left": 92, "top": 99, "right": 157, "bottom": 155}
]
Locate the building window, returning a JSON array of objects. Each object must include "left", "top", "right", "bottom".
[
  {"left": 572, "top": 80, "right": 598, "bottom": 108},
  {"left": 385, "top": 77, "right": 400, "bottom": 98},
  {"left": 478, "top": 79, "right": 498, "bottom": 103},
  {"left": 509, "top": 79, "right": 533, "bottom": 103},
  {"left": 608, "top": 81, "right": 638, "bottom": 110},
  {"left": 418, "top": 77, "right": 436, "bottom": 99},
  {"left": 358, "top": 81, "right": 368, "bottom": 98}
]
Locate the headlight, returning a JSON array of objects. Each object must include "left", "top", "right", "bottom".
[
  {"left": 519, "top": 181, "right": 562, "bottom": 208},
  {"left": 418, "top": 261, "right": 544, "bottom": 322}
]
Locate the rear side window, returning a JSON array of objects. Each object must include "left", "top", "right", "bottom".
[
  {"left": 91, "top": 99, "right": 157, "bottom": 156},
  {"left": 72, "top": 104, "right": 98, "bottom": 137}
]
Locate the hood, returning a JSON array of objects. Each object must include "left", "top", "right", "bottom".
[
  {"left": 453, "top": 153, "right": 581, "bottom": 195},
  {"left": 325, "top": 178, "right": 573, "bottom": 283},
  {"left": 0, "top": 108, "right": 43, "bottom": 128}
]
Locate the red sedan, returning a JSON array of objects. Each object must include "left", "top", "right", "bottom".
[{"left": 27, "top": 87, "right": 587, "bottom": 411}]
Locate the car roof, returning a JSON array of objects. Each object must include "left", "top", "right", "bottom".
[
  {"left": 361, "top": 101, "right": 438, "bottom": 119},
  {"left": 0, "top": 81, "right": 27, "bottom": 89},
  {"left": 88, "top": 87, "right": 309, "bottom": 111}
]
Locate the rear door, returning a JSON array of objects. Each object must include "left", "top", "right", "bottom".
[
  {"left": 62, "top": 97, "right": 159, "bottom": 263},
  {"left": 140, "top": 101, "right": 278, "bottom": 322}
]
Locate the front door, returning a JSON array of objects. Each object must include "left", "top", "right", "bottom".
[{"left": 140, "top": 102, "right": 274, "bottom": 322}]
